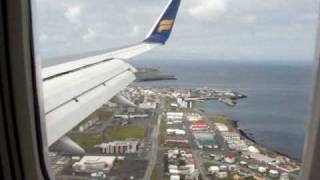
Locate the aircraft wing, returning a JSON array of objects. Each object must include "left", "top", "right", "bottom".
[{"left": 43, "top": 0, "right": 182, "bottom": 147}]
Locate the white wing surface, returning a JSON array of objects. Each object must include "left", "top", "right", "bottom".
[{"left": 43, "top": 0, "right": 182, "bottom": 147}]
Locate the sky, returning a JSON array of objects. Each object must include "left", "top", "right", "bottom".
[{"left": 34, "top": 0, "right": 320, "bottom": 63}]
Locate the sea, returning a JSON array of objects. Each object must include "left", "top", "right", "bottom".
[{"left": 131, "top": 59, "right": 314, "bottom": 160}]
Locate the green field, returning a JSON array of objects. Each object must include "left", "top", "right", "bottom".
[
  {"left": 70, "top": 133, "right": 102, "bottom": 149},
  {"left": 208, "top": 114, "right": 231, "bottom": 124},
  {"left": 151, "top": 166, "right": 160, "bottom": 180},
  {"left": 105, "top": 125, "right": 145, "bottom": 141}
]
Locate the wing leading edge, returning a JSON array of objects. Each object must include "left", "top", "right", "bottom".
[{"left": 43, "top": 0, "right": 182, "bottom": 148}]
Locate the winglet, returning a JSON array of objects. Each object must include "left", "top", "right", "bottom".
[{"left": 144, "top": 0, "right": 181, "bottom": 44}]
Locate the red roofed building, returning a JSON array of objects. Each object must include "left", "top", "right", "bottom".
[{"left": 190, "top": 120, "right": 209, "bottom": 131}]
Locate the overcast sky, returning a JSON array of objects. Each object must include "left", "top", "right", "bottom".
[{"left": 35, "top": 0, "right": 320, "bottom": 63}]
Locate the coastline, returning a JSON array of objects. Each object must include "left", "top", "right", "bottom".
[
  {"left": 231, "top": 118, "right": 301, "bottom": 162},
  {"left": 135, "top": 68, "right": 177, "bottom": 82},
  {"left": 204, "top": 112, "right": 301, "bottom": 162}
]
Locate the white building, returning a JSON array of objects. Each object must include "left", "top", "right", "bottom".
[
  {"left": 167, "top": 112, "right": 184, "bottom": 120},
  {"left": 208, "top": 166, "right": 219, "bottom": 174},
  {"left": 170, "top": 175, "right": 180, "bottom": 180},
  {"left": 228, "top": 140, "right": 248, "bottom": 151},
  {"left": 167, "top": 120, "right": 183, "bottom": 125},
  {"left": 221, "top": 132, "right": 241, "bottom": 141},
  {"left": 186, "top": 113, "right": 202, "bottom": 122},
  {"left": 77, "top": 112, "right": 99, "bottom": 132},
  {"left": 72, "top": 156, "right": 116, "bottom": 173},
  {"left": 139, "top": 102, "right": 157, "bottom": 109},
  {"left": 214, "top": 123, "right": 229, "bottom": 132},
  {"left": 217, "top": 172, "right": 228, "bottom": 179},
  {"left": 167, "top": 129, "right": 186, "bottom": 135},
  {"left": 100, "top": 140, "right": 140, "bottom": 154},
  {"left": 248, "top": 145, "right": 260, "bottom": 153},
  {"left": 269, "top": 169, "right": 280, "bottom": 178},
  {"left": 249, "top": 153, "right": 277, "bottom": 164}
]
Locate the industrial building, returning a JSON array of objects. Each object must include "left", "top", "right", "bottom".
[
  {"left": 72, "top": 156, "right": 116, "bottom": 173},
  {"left": 165, "top": 137, "right": 189, "bottom": 146}
]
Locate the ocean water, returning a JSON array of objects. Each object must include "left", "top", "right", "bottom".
[{"left": 132, "top": 59, "right": 313, "bottom": 160}]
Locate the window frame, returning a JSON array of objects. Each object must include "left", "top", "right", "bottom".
[
  {"left": 299, "top": 15, "right": 320, "bottom": 180},
  {"left": 0, "top": 0, "right": 50, "bottom": 179}
]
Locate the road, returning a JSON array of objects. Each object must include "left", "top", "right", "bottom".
[
  {"left": 193, "top": 150, "right": 210, "bottom": 180},
  {"left": 143, "top": 99, "right": 164, "bottom": 180}
]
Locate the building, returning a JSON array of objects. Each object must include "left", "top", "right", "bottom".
[
  {"left": 167, "top": 129, "right": 186, "bottom": 135},
  {"left": 186, "top": 113, "right": 202, "bottom": 122},
  {"left": 167, "top": 148, "right": 198, "bottom": 180},
  {"left": 139, "top": 102, "right": 157, "bottom": 109},
  {"left": 208, "top": 166, "right": 219, "bottom": 174},
  {"left": 248, "top": 145, "right": 260, "bottom": 153},
  {"left": 190, "top": 120, "right": 209, "bottom": 131},
  {"left": 177, "top": 98, "right": 189, "bottom": 108},
  {"left": 217, "top": 172, "right": 228, "bottom": 179},
  {"left": 221, "top": 132, "right": 241, "bottom": 141},
  {"left": 167, "top": 120, "right": 183, "bottom": 125},
  {"left": 227, "top": 140, "right": 248, "bottom": 151},
  {"left": 72, "top": 156, "right": 116, "bottom": 173},
  {"left": 214, "top": 123, "right": 229, "bottom": 132},
  {"left": 100, "top": 140, "right": 140, "bottom": 154},
  {"left": 166, "top": 137, "right": 189, "bottom": 146},
  {"left": 224, "top": 153, "right": 237, "bottom": 163},
  {"left": 269, "top": 169, "right": 279, "bottom": 178},
  {"left": 249, "top": 153, "right": 277, "bottom": 164},
  {"left": 76, "top": 112, "right": 99, "bottom": 132},
  {"left": 170, "top": 175, "right": 180, "bottom": 180},
  {"left": 167, "top": 112, "right": 184, "bottom": 120}
]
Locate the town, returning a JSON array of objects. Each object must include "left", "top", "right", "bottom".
[{"left": 50, "top": 86, "right": 300, "bottom": 180}]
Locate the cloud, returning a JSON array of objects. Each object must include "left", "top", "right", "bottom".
[
  {"left": 188, "top": 0, "right": 227, "bottom": 21},
  {"left": 297, "top": 13, "right": 318, "bottom": 21},
  {"left": 82, "top": 28, "right": 96, "bottom": 40},
  {"left": 64, "top": 6, "right": 81, "bottom": 23},
  {"left": 241, "top": 15, "right": 257, "bottom": 24},
  {"left": 131, "top": 25, "right": 141, "bottom": 36},
  {"left": 39, "top": 33, "right": 48, "bottom": 42},
  {"left": 35, "top": 0, "right": 319, "bottom": 62}
]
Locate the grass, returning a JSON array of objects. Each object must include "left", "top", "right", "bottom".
[
  {"left": 159, "top": 115, "right": 167, "bottom": 145},
  {"left": 70, "top": 133, "right": 102, "bottom": 149},
  {"left": 98, "top": 110, "right": 113, "bottom": 122},
  {"left": 105, "top": 125, "right": 145, "bottom": 141},
  {"left": 151, "top": 166, "right": 160, "bottom": 180},
  {"left": 208, "top": 114, "right": 231, "bottom": 124}
]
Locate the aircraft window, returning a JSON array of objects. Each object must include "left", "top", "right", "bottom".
[{"left": 32, "top": 0, "right": 318, "bottom": 179}]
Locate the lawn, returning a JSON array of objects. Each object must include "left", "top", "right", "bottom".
[
  {"left": 105, "top": 125, "right": 145, "bottom": 141},
  {"left": 70, "top": 133, "right": 102, "bottom": 149},
  {"left": 151, "top": 166, "right": 160, "bottom": 180}
]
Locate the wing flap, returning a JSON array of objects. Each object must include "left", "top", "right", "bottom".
[
  {"left": 45, "top": 69, "right": 135, "bottom": 145},
  {"left": 43, "top": 59, "right": 136, "bottom": 113}
]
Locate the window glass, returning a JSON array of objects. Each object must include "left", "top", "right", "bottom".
[{"left": 34, "top": 0, "right": 318, "bottom": 179}]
